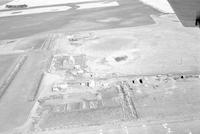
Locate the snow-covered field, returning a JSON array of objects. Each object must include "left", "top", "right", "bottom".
[
  {"left": 139, "top": 0, "right": 174, "bottom": 13},
  {"left": 0, "top": 6, "right": 71, "bottom": 17},
  {"left": 77, "top": 1, "right": 119, "bottom": 9}
]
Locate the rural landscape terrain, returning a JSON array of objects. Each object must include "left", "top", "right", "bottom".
[{"left": 0, "top": 0, "right": 200, "bottom": 134}]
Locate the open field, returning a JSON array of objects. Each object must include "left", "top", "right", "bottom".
[
  {"left": 31, "top": 119, "right": 200, "bottom": 134},
  {"left": 0, "top": 34, "right": 48, "bottom": 51},
  {"left": 0, "top": 54, "right": 20, "bottom": 83},
  {"left": 40, "top": 106, "right": 124, "bottom": 129},
  {"left": 52, "top": 14, "right": 200, "bottom": 76},
  {"left": 0, "top": 54, "right": 27, "bottom": 99},
  {"left": 13, "top": 36, "right": 47, "bottom": 50},
  {"left": 134, "top": 78, "right": 200, "bottom": 120},
  {"left": 0, "top": 51, "right": 51, "bottom": 133}
]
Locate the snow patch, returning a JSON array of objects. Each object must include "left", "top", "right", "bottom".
[
  {"left": 77, "top": 1, "right": 119, "bottom": 10},
  {"left": 97, "top": 17, "right": 121, "bottom": 22},
  {"left": 139, "top": 0, "right": 174, "bottom": 13}
]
